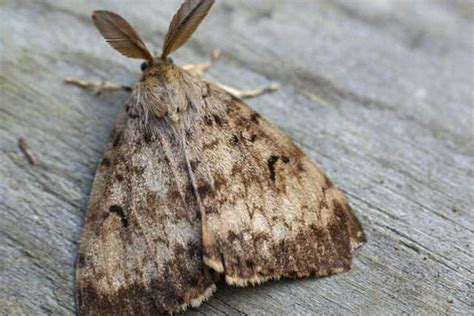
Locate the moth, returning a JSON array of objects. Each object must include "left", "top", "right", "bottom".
[{"left": 73, "top": 0, "right": 366, "bottom": 314}]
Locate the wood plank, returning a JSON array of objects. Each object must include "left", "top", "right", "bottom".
[{"left": 1, "top": 0, "right": 472, "bottom": 314}]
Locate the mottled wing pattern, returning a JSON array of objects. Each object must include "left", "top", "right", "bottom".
[
  {"left": 185, "top": 83, "right": 366, "bottom": 285},
  {"left": 76, "top": 107, "right": 215, "bottom": 315}
]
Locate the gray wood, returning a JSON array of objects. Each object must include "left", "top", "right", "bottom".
[{"left": 1, "top": 0, "right": 472, "bottom": 314}]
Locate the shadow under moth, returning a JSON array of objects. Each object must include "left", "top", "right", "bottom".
[{"left": 73, "top": 0, "right": 366, "bottom": 314}]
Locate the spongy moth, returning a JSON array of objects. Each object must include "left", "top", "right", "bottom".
[{"left": 75, "top": 0, "right": 366, "bottom": 314}]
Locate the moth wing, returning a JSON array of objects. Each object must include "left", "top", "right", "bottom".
[
  {"left": 188, "top": 84, "right": 366, "bottom": 285},
  {"left": 76, "top": 108, "right": 215, "bottom": 314}
]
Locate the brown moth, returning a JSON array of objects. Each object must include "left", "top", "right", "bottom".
[{"left": 75, "top": 0, "right": 366, "bottom": 314}]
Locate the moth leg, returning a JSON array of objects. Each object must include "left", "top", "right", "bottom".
[
  {"left": 215, "top": 82, "right": 279, "bottom": 99},
  {"left": 64, "top": 77, "right": 132, "bottom": 95},
  {"left": 182, "top": 49, "right": 221, "bottom": 77}
]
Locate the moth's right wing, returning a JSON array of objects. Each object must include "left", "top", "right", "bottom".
[
  {"left": 185, "top": 83, "right": 366, "bottom": 286},
  {"left": 76, "top": 108, "right": 215, "bottom": 315}
]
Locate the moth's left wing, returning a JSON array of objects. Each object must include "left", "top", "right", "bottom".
[
  {"left": 184, "top": 83, "right": 366, "bottom": 285},
  {"left": 76, "top": 108, "right": 216, "bottom": 315}
]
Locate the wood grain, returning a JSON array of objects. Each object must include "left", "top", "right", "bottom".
[{"left": 1, "top": 0, "right": 472, "bottom": 314}]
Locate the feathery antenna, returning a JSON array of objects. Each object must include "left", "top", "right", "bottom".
[
  {"left": 92, "top": 10, "right": 154, "bottom": 62},
  {"left": 162, "top": 0, "right": 215, "bottom": 59}
]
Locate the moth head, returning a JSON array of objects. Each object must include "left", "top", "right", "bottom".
[
  {"left": 91, "top": 0, "right": 214, "bottom": 70},
  {"left": 140, "top": 57, "right": 173, "bottom": 73}
]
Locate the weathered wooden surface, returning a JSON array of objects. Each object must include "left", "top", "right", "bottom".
[{"left": 1, "top": 0, "right": 473, "bottom": 314}]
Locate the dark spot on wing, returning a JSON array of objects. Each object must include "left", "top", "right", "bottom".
[
  {"left": 203, "top": 139, "right": 219, "bottom": 151},
  {"left": 297, "top": 162, "right": 305, "bottom": 172},
  {"left": 204, "top": 115, "right": 213, "bottom": 126},
  {"left": 125, "top": 103, "right": 139, "bottom": 118},
  {"left": 144, "top": 130, "right": 152, "bottom": 143},
  {"left": 186, "top": 183, "right": 195, "bottom": 193},
  {"left": 128, "top": 110, "right": 139, "bottom": 119},
  {"left": 319, "top": 197, "right": 329, "bottom": 210},
  {"left": 174, "top": 244, "right": 186, "bottom": 257},
  {"left": 190, "top": 160, "right": 200, "bottom": 171},
  {"left": 197, "top": 182, "right": 212, "bottom": 196},
  {"left": 77, "top": 252, "right": 86, "bottom": 267},
  {"left": 309, "top": 223, "right": 319, "bottom": 231},
  {"left": 185, "top": 129, "right": 192, "bottom": 139},
  {"left": 100, "top": 157, "right": 111, "bottom": 167},
  {"left": 213, "top": 173, "right": 226, "bottom": 192},
  {"left": 267, "top": 155, "right": 279, "bottom": 182},
  {"left": 167, "top": 190, "right": 181, "bottom": 201},
  {"left": 230, "top": 134, "right": 240, "bottom": 146},
  {"left": 134, "top": 165, "right": 145, "bottom": 175},
  {"left": 109, "top": 204, "right": 128, "bottom": 228},
  {"left": 113, "top": 131, "right": 122, "bottom": 147},
  {"left": 212, "top": 114, "right": 222, "bottom": 126},
  {"left": 250, "top": 113, "right": 261, "bottom": 124},
  {"left": 188, "top": 275, "right": 201, "bottom": 287},
  {"left": 187, "top": 241, "right": 202, "bottom": 259},
  {"left": 281, "top": 155, "right": 290, "bottom": 163},
  {"left": 249, "top": 134, "right": 257, "bottom": 142},
  {"left": 254, "top": 232, "right": 271, "bottom": 243},
  {"left": 231, "top": 163, "right": 243, "bottom": 176},
  {"left": 245, "top": 259, "right": 255, "bottom": 269},
  {"left": 134, "top": 137, "right": 143, "bottom": 146},
  {"left": 116, "top": 173, "right": 124, "bottom": 182},
  {"left": 227, "top": 231, "right": 239, "bottom": 244},
  {"left": 140, "top": 61, "right": 149, "bottom": 71}
]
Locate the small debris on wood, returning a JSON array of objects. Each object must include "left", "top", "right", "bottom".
[{"left": 18, "top": 137, "right": 38, "bottom": 165}]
